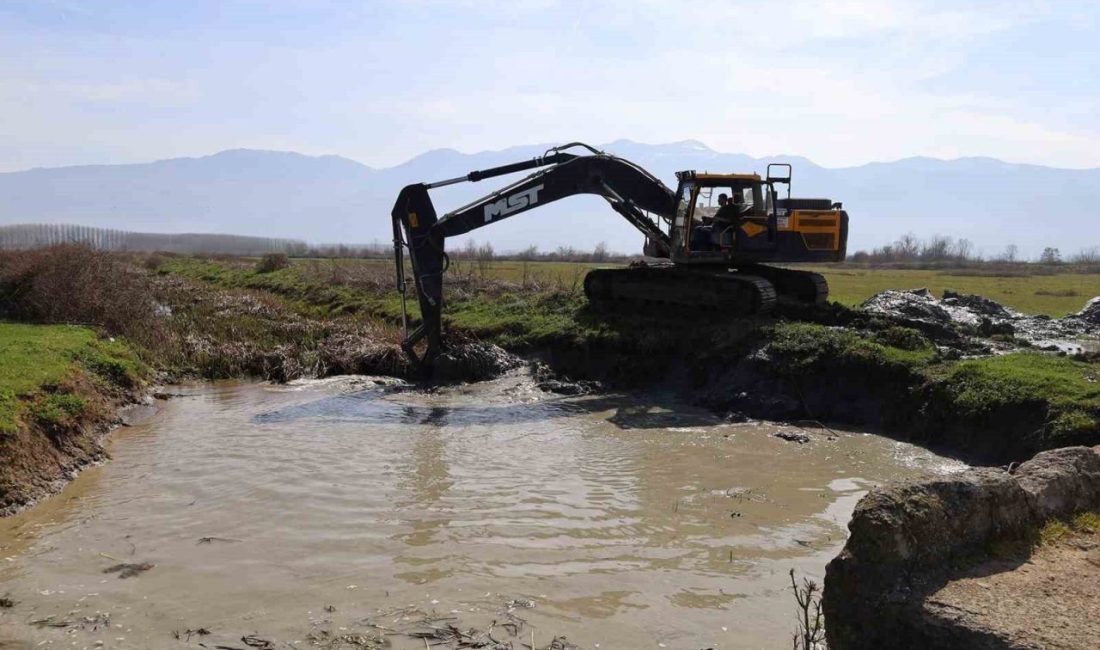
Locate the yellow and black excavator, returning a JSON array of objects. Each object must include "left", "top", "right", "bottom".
[{"left": 391, "top": 142, "right": 848, "bottom": 369}]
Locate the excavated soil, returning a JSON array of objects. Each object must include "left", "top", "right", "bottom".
[{"left": 861, "top": 288, "right": 1100, "bottom": 352}]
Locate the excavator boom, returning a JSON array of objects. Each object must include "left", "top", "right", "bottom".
[{"left": 391, "top": 143, "right": 674, "bottom": 368}]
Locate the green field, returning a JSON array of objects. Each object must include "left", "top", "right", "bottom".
[
  {"left": 169, "top": 257, "right": 1100, "bottom": 318},
  {"left": 804, "top": 266, "right": 1100, "bottom": 317},
  {"left": 385, "top": 259, "right": 1100, "bottom": 317}
]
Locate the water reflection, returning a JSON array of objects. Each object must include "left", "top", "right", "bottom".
[{"left": 253, "top": 386, "right": 721, "bottom": 430}]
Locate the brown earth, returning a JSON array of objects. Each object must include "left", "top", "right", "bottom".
[{"left": 923, "top": 527, "right": 1100, "bottom": 650}]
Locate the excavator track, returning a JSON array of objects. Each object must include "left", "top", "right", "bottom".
[
  {"left": 739, "top": 264, "right": 829, "bottom": 305},
  {"left": 584, "top": 264, "right": 777, "bottom": 315}
]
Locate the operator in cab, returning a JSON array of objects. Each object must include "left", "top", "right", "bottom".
[
  {"left": 691, "top": 202, "right": 714, "bottom": 251},
  {"left": 711, "top": 192, "right": 745, "bottom": 249}
]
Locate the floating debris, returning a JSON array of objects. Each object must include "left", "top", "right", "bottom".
[
  {"left": 197, "top": 536, "right": 242, "bottom": 545},
  {"left": 172, "top": 628, "right": 212, "bottom": 641},
  {"left": 30, "top": 612, "right": 111, "bottom": 630},
  {"left": 241, "top": 635, "right": 276, "bottom": 649},
  {"left": 103, "top": 561, "right": 155, "bottom": 578}
]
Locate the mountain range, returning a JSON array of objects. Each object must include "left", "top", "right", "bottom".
[{"left": 2, "top": 140, "right": 1097, "bottom": 257}]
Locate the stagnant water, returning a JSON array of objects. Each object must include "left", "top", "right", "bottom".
[{"left": 0, "top": 373, "right": 965, "bottom": 649}]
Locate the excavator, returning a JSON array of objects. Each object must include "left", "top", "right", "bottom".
[{"left": 391, "top": 142, "right": 848, "bottom": 369}]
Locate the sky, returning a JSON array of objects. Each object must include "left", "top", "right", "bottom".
[{"left": 2, "top": 0, "right": 1099, "bottom": 173}]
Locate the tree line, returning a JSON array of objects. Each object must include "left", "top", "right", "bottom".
[
  {"left": 849, "top": 233, "right": 1100, "bottom": 266},
  {"left": 0, "top": 223, "right": 306, "bottom": 256}
]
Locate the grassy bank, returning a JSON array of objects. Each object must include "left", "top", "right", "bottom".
[
  {"left": 740, "top": 321, "right": 1100, "bottom": 461},
  {"left": 0, "top": 322, "right": 150, "bottom": 514}
]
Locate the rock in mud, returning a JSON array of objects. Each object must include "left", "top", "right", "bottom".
[
  {"left": 824, "top": 445, "right": 1100, "bottom": 650},
  {"left": 773, "top": 430, "right": 811, "bottom": 444},
  {"left": 537, "top": 378, "right": 598, "bottom": 395},
  {"left": 531, "top": 361, "right": 601, "bottom": 395},
  {"left": 432, "top": 342, "right": 522, "bottom": 382}
]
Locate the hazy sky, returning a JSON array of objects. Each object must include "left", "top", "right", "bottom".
[{"left": 3, "top": 0, "right": 1098, "bottom": 172}]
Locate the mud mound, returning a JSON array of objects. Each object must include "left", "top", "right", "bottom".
[
  {"left": 860, "top": 288, "right": 956, "bottom": 323},
  {"left": 433, "top": 342, "right": 523, "bottom": 382},
  {"left": 861, "top": 288, "right": 1100, "bottom": 346},
  {"left": 1075, "top": 296, "right": 1100, "bottom": 325}
]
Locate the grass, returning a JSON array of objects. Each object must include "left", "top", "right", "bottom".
[
  {"left": 932, "top": 353, "right": 1100, "bottom": 443},
  {"left": 1039, "top": 511, "right": 1100, "bottom": 546},
  {"left": 0, "top": 322, "right": 147, "bottom": 434},
  {"left": 156, "top": 256, "right": 604, "bottom": 350},
  {"left": 768, "top": 322, "right": 936, "bottom": 375}
]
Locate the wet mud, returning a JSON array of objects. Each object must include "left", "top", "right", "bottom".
[
  {"left": 861, "top": 288, "right": 1100, "bottom": 353},
  {"left": 0, "top": 373, "right": 964, "bottom": 649}
]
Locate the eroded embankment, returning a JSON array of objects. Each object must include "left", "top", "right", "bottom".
[
  {"left": 535, "top": 290, "right": 1100, "bottom": 465},
  {"left": 823, "top": 445, "right": 1100, "bottom": 650}
]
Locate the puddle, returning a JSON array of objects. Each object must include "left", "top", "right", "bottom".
[{"left": 0, "top": 373, "right": 965, "bottom": 648}]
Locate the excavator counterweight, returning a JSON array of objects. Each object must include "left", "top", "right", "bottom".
[{"left": 391, "top": 142, "right": 848, "bottom": 372}]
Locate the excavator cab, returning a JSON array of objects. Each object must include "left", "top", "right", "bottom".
[{"left": 669, "top": 167, "right": 847, "bottom": 266}]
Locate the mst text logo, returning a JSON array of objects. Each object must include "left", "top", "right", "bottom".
[{"left": 484, "top": 184, "right": 544, "bottom": 222}]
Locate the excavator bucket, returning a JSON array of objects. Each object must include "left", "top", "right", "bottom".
[{"left": 391, "top": 183, "right": 446, "bottom": 372}]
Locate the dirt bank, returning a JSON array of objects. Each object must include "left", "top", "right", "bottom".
[
  {"left": 823, "top": 445, "right": 1100, "bottom": 649},
  {"left": 0, "top": 324, "right": 153, "bottom": 515}
]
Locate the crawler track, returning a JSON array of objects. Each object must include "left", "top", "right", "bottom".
[{"left": 584, "top": 264, "right": 777, "bottom": 315}]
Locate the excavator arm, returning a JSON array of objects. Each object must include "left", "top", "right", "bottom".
[{"left": 391, "top": 143, "right": 675, "bottom": 371}]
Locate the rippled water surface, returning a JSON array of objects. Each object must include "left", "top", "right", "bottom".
[{"left": 0, "top": 374, "right": 965, "bottom": 649}]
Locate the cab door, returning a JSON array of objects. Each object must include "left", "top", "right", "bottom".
[{"left": 733, "top": 182, "right": 775, "bottom": 253}]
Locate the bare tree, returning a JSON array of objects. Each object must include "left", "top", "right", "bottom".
[
  {"left": 789, "top": 569, "right": 826, "bottom": 650},
  {"left": 1071, "top": 246, "right": 1100, "bottom": 263},
  {"left": 1039, "top": 247, "right": 1062, "bottom": 264},
  {"left": 894, "top": 232, "right": 920, "bottom": 260}
]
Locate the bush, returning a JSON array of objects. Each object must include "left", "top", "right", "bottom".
[
  {"left": 255, "top": 253, "right": 290, "bottom": 273},
  {"left": 0, "top": 245, "right": 166, "bottom": 350}
]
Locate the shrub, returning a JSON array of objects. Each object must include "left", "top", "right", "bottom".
[
  {"left": 255, "top": 253, "right": 290, "bottom": 273},
  {"left": 0, "top": 245, "right": 167, "bottom": 350}
]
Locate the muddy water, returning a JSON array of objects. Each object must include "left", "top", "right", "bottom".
[{"left": 0, "top": 374, "right": 965, "bottom": 649}]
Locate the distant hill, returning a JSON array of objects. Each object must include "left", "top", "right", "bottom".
[{"left": 2, "top": 142, "right": 1097, "bottom": 258}]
